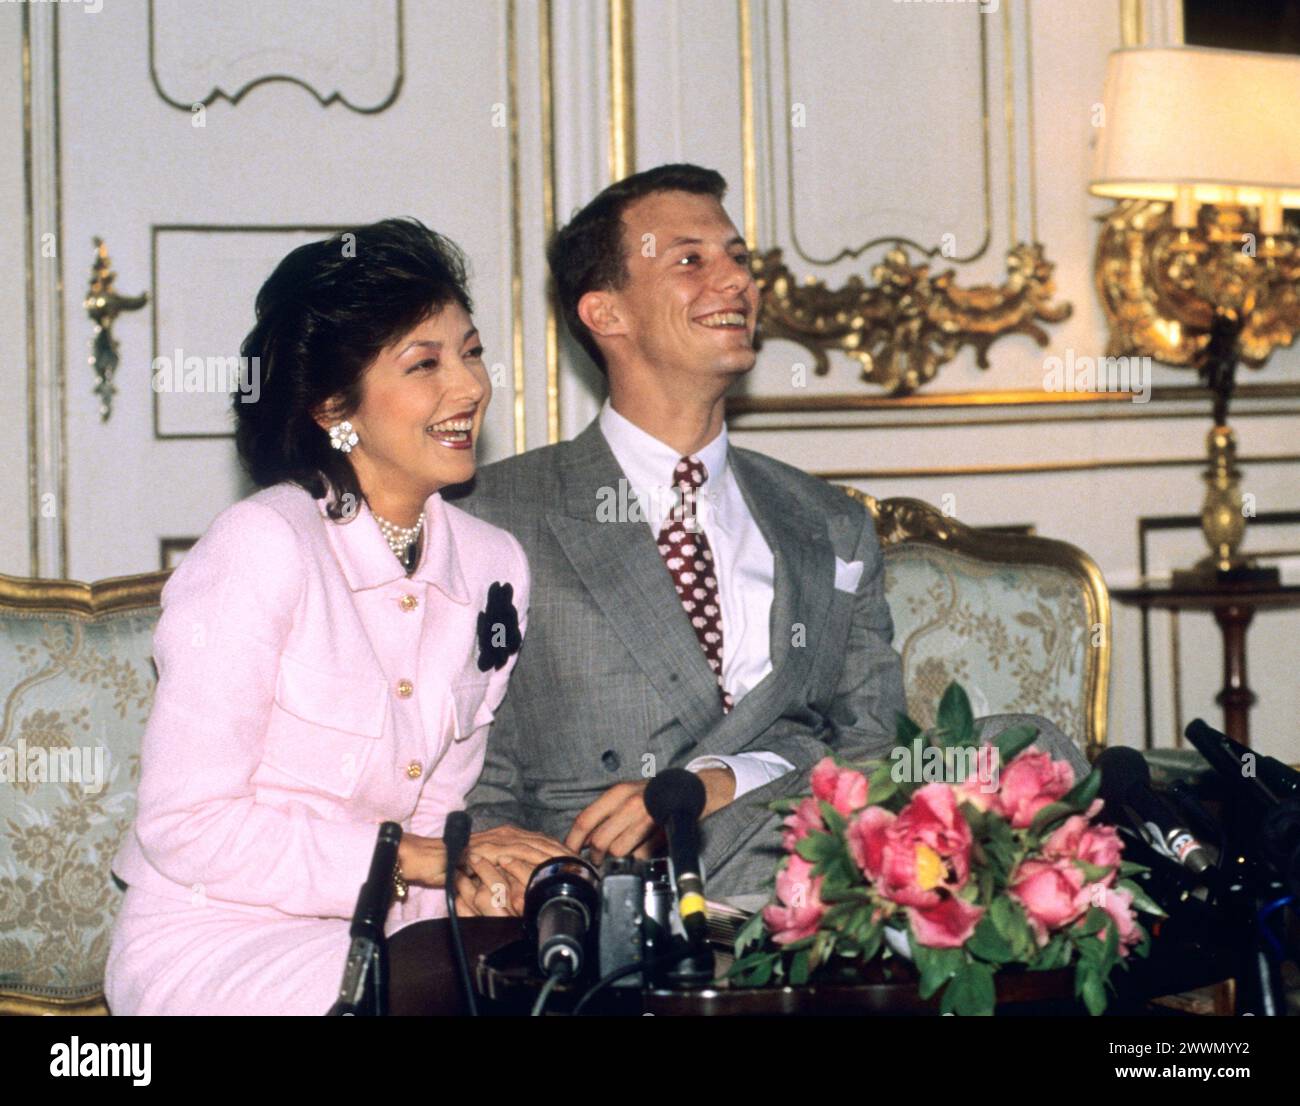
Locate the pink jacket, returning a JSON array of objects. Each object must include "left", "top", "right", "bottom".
[{"left": 110, "top": 482, "right": 529, "bottom": 929}]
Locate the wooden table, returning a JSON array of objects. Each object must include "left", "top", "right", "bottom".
[
  {"left": 1111, "top": 581, "right": 1300, "bottom": 747},
  {"left": 386, "top": 918, "right": 1236, "bottom": 1016}
]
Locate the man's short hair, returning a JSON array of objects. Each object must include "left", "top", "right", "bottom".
[{"left": 546, "top": 163, "right": 727, "bottom": 374}]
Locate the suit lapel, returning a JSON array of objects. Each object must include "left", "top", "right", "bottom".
[
  {"left": 685, "top": 447, "right": 837, "bottom": 759},
  {"left": 545, "top": 422, "right": 723, "bottom": 740}
]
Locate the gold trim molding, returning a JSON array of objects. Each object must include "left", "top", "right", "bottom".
[
  {"left": 0, "top": 570, "right": 169, "bottom": 616},
  {"left": 753, "top": 242, "right": 1073, "bottom": 395},
  {"left": 147, "top": 0, "right": 405, "bottom": 114},
  {"left": 607, "top": 0, "right": 635, "bottom": 182},
  {"left": 0, "top": 991, "right": 109, "bottom": 1017},
  {"left": 541, "top": 0, "right": 560, "bottom": 445},
  {"left": 728, "top": 379, "right": 1300, "bottom": 415},
  {"left": 841, "top": 490, "right": 1110, "bottom": 761}
]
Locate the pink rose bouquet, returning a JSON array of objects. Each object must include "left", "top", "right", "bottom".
[{"left": 731, "top": 682, "right": 1163, "bottom": 1015}]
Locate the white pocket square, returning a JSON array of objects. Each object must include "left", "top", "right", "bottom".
[{"left": 834, "top": 556, "right": 864, "bottom": 593}]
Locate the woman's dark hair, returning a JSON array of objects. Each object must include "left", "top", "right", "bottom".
[
  {"left": 546, "top": 163, "right": 727, "bottom": 375},
  {"left": 234, "top": 217, "right": 473, "bottom": 518}
]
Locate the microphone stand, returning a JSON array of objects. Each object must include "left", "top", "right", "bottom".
[
  {"left": 1218, "top": 795, "right": 1289, "bottom": 1016},
  {"left": 443, "top": 811, "right": 477, "bottom": 1016},
  {"left": 328, "top": 821, "right": 403, "bottom": 1017},
  {"left": 1183, "top": 719, "right": 1296, "bottom": 1015}
]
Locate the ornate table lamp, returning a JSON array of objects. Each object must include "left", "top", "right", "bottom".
[{"left": 1090, "top": 46, "right": 1300, "bottom": 584}]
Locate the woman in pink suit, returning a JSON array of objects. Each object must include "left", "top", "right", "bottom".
[{"left": 106, "top": 219, "right": 571, "bottom": 1015}]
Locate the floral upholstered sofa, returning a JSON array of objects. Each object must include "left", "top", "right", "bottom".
[{"left": 0, "top": 498, "right": 1109, "bottom": 1014}]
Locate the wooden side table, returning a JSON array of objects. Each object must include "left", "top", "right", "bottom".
[{"left": 1111, "top": 580, "right": 1300, "bottom": 747}]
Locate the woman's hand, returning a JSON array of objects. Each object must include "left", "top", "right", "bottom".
[{"left": 397, "top": 833, "right": 449, "bottom": 888}]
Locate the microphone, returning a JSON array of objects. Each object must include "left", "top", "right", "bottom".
[
  {"left": 444, "top": 811, "right": 471, "bottom": 875},
  {"left": 1097, "top": 747, "right": 1217, "bottom": 881},
  {"left": 1185, "top": 718, "right": 1300, "bottom": 805},
  {"left": 524, "top": 857, "right": 600, "bottom": 980},
  {"left": 328, "top": 821, "right": 402, "bottom": 1016},
  {"left": 443, "top": 810, "right": 477, "bottom": 1016},
  {"left": 644, "top": 769, "right": 709, "bottom": 946}
]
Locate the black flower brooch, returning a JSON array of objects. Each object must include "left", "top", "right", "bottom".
[{"left": 476, "top": 581, "right": 522, "bottom": 672}]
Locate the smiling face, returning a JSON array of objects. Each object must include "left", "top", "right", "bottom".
[
  {"left": 582, "top": 190, "right": 759, "bottom": 386},
  {"left": 318, "top": 301, "right": 490, "bottom": 518}
]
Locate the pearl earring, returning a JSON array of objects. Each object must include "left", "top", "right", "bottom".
[{"left": 328, "top": 420, "right": 358, "bottom": 453}]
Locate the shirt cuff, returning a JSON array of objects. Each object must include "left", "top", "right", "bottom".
[{"left": 685, "top": 751, "right": 796, "bottom": 800}]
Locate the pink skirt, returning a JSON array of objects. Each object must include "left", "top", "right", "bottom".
[{"left": 105, "top": 884, "right": 355, "bottom": 1016}]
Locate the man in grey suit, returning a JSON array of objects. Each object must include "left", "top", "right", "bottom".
[{"left": 448, "top": 163, "right": 1087, "bottom": 905}]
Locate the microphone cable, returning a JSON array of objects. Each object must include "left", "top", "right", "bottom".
[
  {"left": 531, "top": 965, "right": 567, "bottom": 1017},
  {"left": 1257, "top": 895, "right": 1295, "bottom": 962},
  {"left": 571, "top": 943, "right": 699, "bottom": 1016}
]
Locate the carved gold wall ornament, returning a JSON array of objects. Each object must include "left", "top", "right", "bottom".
[
  {"left": 752, "top": 242, "right": 1073, "bottom": 395},
  {"left": 84, "top": 239, "right": 147, "bottom": 423}
]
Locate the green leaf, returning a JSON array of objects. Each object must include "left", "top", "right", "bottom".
[
  {"left": 895, "top": 710, "right": 922, "bottom": 746},
  {"left": 820, "top": 886, "right": 874, "bottom": 906},
  {"left": 748, "top": 955, "right": 775, "bottom": 988},
  {"left": 990, "top": 723, "right": 1040, "bottom": 766},
  {"left": 912, "top": 942, "right": 964, "bottom": 1000},
  {"left": 1028, "top": 800, "right": 1076, "bottom": 837},
  {"left": 1032, "top": 933, "right": 1071, "bottom": 971},
  {"left": 866, "top": 763, "right": 899, "bottom": 806},
  {"left": 818, "top": 800, "right": 848, "bottom": 835},
  {"left": 989, "top": 896, "right": 1034, "bottom": 959},
  {"left": 1062, "top": 766, "right": 1102, "bottom": 810},
  {"left": 966, "top": 915, "right": 1014, "bottom": 964},
  {"left": 1083, "top": 906, "right": 1109, "bottom": 934},
  {"left": 733, "top": 908, "right": 768, "bottom": 957},
  {"left": 940, "top": 960, "right": 996, "bottom": 1016},
  {"left": 795, "top": 831, "right": 837, "bottom": 863},
  {"left": 810, "top": 929, "right": 836, "bottom": 970},
  {"left": 1075, "top": 860, "right": 1112, "bottom": 883},
  {"left": 859, "top": 922, "right": 883, "bottom": 962},
  {"left": 1117, "top": 878, "right": 1167, "bottom": 918},
  {"left": 789, "top": 947, "right": 811, "bottom": 986},
  {"left": 727, "top": 949, "right": 778, "bottom": 987},
  {"left": 1078, "top": 964, "right": 1108, "bottom": 1016},
  {"left": 935, "top": 682, "right": 975, "bottom": 747},
  {"left": 1100, "top": 915, "right": 1120, "bottom": 977}
]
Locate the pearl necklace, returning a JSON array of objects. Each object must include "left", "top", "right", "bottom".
[{"left": 373, "top": 512, "right": 424, "bottom": 563}]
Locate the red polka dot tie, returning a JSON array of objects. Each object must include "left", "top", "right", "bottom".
[{"left": 657, "top": 455, "right": 733, "bottom": 712}]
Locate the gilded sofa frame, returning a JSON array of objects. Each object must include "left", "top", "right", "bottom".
[{"left": 839, "top": 490, "right": 1111, "bottom": 763}]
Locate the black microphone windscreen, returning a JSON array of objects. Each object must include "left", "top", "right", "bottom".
[
  {"left": 645, "top": 768, "right": 707, "bottom": 824},
  {"left": 1096, "top": 746, "right": 1151, "bottom": 806},
  {"left": 444, "top": 811, "right": 471, "bottom": 860}
]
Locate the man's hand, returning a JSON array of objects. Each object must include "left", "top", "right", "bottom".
[
  {"left": 455, "top": 824, "right": 577, "bottom": 916},
  {"left": 564, "top": 767, "right": 737, "bottom": 865},
  {"left": 454, "top": 855, "right": 514, "bottom": 916}
]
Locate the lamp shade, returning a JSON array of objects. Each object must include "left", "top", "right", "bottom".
[{"left": 1090, "top": 46, "right": 1300, "bottom": 211}]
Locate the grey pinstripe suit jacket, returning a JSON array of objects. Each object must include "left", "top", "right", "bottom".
[{"left": 446, "top": 418, "right": 1086, "bottom": 896}]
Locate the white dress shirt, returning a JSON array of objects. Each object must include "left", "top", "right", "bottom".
[{"left": 598, "top": 400, "right": 795, "bottom": 797}]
